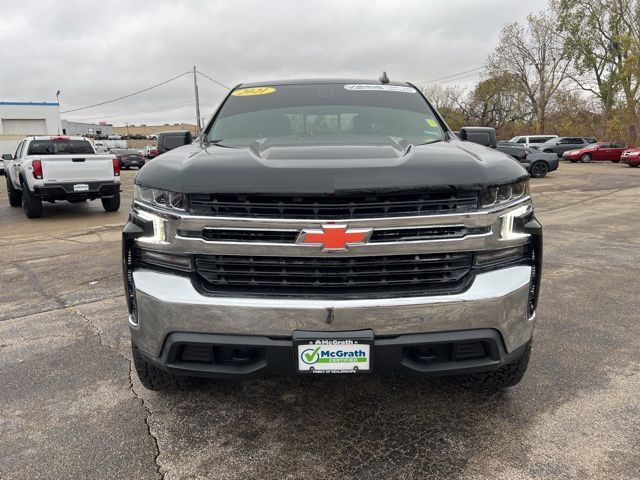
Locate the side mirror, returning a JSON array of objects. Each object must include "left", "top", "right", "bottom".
[
  {"left": 157, "top": 130, "right": 193, "bottom": 153},
  {"left": 458, "top": 127, "right": 497, "bottom": 149},
  {"left": 2, "top": 154, "right": 12, "bottom": 160}
]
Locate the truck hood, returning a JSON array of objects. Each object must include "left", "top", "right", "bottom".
[{"left": 136, "top": 138, "right": 527, "bottom": 194}]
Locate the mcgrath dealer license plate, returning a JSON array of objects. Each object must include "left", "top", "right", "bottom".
[
  {"left": 294, "top": 330, "right": 373, "bottom": 374},
  {"left": 73, "top": 184, "right": 89, "bottom": 192}
]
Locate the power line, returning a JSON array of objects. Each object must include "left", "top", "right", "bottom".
[
  {"left": 197, "top": 71, "right": 230, "bottom": 90},
  {"left": 60, "top": 71, "right": 192, "bottom": 113},
  {"left": 65, "top": 99, "right": 195, "bottom": 122},
  {"left": 416, "top": 66, "right": 484, "bottom": 85}
]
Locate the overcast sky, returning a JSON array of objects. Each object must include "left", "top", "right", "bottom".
[{"left": 0, "top": 0, "right": 548, "bottom": 126}]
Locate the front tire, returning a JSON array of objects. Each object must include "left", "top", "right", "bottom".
[
  {"left": 530, "top": 161, "right": 549, "bottom": 178},
  {"left": 581, "top": 153, "right": 592, "bottom": 163},
  {"left": 132, "top": 342, "right": 200, "bottom": 391},
  {"left": 22, "top": 185, "right": 43, "bottom": 218},
  {"left": 456, "top": 341, "right": 532, "bottom": 392},
  {"left": 101, "top": 193, "right": 120, "bottom": 212},
  {"left": 6, "top": 176, "right": 22, "bottom": 207}
]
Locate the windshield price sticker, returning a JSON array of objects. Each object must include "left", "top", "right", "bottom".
[
  {"left": 344, "top": 84, "right": 416, "bottom": 93},
  {"left": 232, "top": 87, "right": 277, "bottom": 96},
  {"left": 297, "top": 340, "right": 371, "bottom": 373}
]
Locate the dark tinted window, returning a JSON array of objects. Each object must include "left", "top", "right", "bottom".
[
  {"left": 27, "top": 139, "right": 94, "bottom": 155},
  {"left": 15, "top": 141, "right": 24, "bottom": 158},
  {"left": 208, "top": 83, "right": 444, "bottom": 147},
  {"left": 530, "top": 137, "right": 554, "bottom": 143}
]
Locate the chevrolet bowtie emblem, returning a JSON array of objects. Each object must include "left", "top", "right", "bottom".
[{"left": 296, "top": 225, "right": 373, "bottom": 251}]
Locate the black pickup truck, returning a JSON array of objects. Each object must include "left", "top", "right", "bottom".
[
  {"left": 123, "top": 78, "right": 542, "bottom": 392},
  {"left": 496, "top": 141, "right": 559, "bottom": 178}
]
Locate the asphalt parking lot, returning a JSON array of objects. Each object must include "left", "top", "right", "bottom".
[{"left": 1, "top": 162, "right": 639, "bottom": 479}]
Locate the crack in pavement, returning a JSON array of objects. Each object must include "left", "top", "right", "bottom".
[
  {"left": 73, "top": 308, "right": 164, "bottom": 480},
  {"left": 536, "top": 187, "right": 632, "bottom": 213},
  {"left": 12, "top": 262, "right": 65, "bottom": 309},
  {"left": 0, "top": 224, "right": 122, "bottom": 247},
  {"left": 1, "top": 294, "right": 124, "bottom": 322}
]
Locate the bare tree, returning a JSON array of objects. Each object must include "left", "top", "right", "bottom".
[
  {"left": 460, "top": 74, "right": 535, "bottom": 129},
  {"left": 487, "top": 11, "right": 571, "bottom": 134}
]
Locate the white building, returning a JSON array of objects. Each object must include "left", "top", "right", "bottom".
[
  {"left": 61, "top": 120, "right": 114, "bottom": 137},
  {"left": 0, "top": 101, "right": 62, "bottom": 135}
]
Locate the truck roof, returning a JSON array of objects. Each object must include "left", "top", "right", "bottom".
[
  {"left": 28, "top": 135, "right": 89, "bottom": 141},
  {"left": 238, "top": 78, "right": 414, "bottom": 88}
]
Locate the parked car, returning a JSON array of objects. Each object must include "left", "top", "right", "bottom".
[
  {"left": 124, "top": 78, "right": 542, "bottom": 392},
  {"left": 539, "top": 136, "right": 597, "bottom": 157},
  {"left": 508, "top": 135, "right": 558, "bottom": 149},
  {"left": 144, "top": 145, "right": 159, "bottom": 159},
  {"left": 497, "top": 142, "right": 559, "bottom": 177},
  {"left": 113, "top": 149, "right": 145, "bottom": 169},
  {"left": 562, "top": 142, "right": 630, "bottom": 163},
  {"left": 620, "top": 147, "right": 640, "bottom": 167},
  {"left": 3, "top": 135, "right": 120, "bottom": 218}
]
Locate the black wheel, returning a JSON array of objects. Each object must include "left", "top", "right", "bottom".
[
  {"left": 580, "top": 153, "right": 592, "bottom": 163},
  {"left": 456, "top": 341, "right": 532, "bottom": 392},
  {"left": 101, "top": 192, "right": 120, "bottom": 212},
  {"left": 629, "top": 164, "right": 639, "bottom": 168},
  {"left": 6, "top": 176, "right": 22, "bottom": 207},
  {"left": 132, "top": 342, "right": 200, "bottom": 391},
  {"left": 570, "top": 160, "right": 578, "bottom": 163},
  {"left": 612, "top": 160, "right": 620, "bottom": 163},
  {"left": 22, "top": 185, "right": 43, "bottom": 218},
  {"left": 530, "top": 161, "right": 549, "bottom": 178}
]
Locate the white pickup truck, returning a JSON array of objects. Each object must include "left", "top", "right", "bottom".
[{"left": 2, "top": 136, "right": 121, "bottom": 218}]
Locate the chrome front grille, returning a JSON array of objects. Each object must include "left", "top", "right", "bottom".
[
  {"left": 132, "top": 196, "right": 534, "bottom": 299},
  {"left": 177, "top": 225, "right": 490, "bottom": 244},
  {"left": 187, "top": 189, "right": 479, "bottom": 219}
]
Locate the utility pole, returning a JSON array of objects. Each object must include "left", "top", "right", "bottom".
[{"left": 193, "top": 65, "right": 201, "bottom": 137}]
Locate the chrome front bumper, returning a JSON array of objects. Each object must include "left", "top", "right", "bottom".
[{"left": 130, "top": 265, "right": 534, "bottom": 357}]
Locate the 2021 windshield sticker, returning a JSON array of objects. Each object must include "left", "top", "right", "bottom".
[
  {"left": 231, "top": 87, "right": 277, "bottom": 96},
  {"left": 344, "top": 84, "right": 416, "bottom": 93}
]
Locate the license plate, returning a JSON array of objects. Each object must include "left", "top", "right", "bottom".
[
  {"left": 294, "top": 330, "right": 373, "bottom": 374},
  {"left": 73, "top": 184, "right": 89, "bottom": 192}
]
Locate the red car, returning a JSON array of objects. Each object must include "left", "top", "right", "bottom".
[
  {"left": 621, "top": 147, "right": 640, "bottom": 167},
  {"left": 562, "top": 142, "right": 630, "bottom": 163}
]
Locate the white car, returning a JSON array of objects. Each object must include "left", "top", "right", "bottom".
[
  {"left": 2, "top": 136, "right": 121, "bottom": 218},
  {"left": 508, "top": 135, "right": 559, "bottom": 149}
]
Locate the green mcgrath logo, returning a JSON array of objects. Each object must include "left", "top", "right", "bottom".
[
  {"left": 301, "top": 346, "right": 322, "bottom": 365},
  {"left": 300, "top": 346, "right": 367, "bottom": 365}
]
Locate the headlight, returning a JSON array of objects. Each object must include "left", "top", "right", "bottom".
[
  {"left": 135, "top": 185, "right": 185, "bottom": 211},
  {"left": 481, "top": 179, "right": 529, "bottom": 208}
]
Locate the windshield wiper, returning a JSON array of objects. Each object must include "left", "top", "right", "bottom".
[{"left": 413, "top": 139, "right": 443, "bottom": 146}]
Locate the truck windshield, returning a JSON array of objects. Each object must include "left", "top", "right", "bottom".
[
  {"left": 207, "top": 83, "right": 445, "bottom": 147},
  {"left": 27, "top": 140, "right": 95, "bottom": 155}
]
